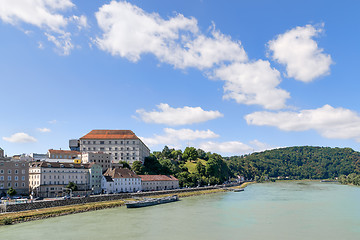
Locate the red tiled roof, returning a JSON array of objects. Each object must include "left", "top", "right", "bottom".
[
  {"left": 80, "top": 130, "right": 138, "bottom": 140},
  {"left": 139, "top": 175, "right": 178, "bottom": 181},
  {"left": 48, "top": 149, "right": 80, "bottom": 155},
  {"left": 103, "top": 167, "right": 140, "bottom": 179},
  {"left": 30, "top": 161, "right": 90, "bottom": 169}
]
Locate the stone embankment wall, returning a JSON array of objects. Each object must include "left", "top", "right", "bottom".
[{"left": 1, "top": 184, "right": 238, "bottom": 213}]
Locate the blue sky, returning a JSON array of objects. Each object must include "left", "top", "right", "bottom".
[{"left": 1, "top": 0, "right": 360, "bottom": 156}]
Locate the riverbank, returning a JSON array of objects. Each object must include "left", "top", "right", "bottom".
[{"left": 0, "top": 183, "right": 250, "bottom": 226}]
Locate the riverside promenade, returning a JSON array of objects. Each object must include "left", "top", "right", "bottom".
[{"left": 1, "top": 183, "right": 240, "bottom": 213}]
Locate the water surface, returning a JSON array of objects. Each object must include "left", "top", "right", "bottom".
[{"left": 1, "top": 181, "right": 359, "bottom": 240}]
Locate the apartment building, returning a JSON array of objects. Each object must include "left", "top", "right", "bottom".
[
  {"left": 29, "top": 161, "right": 96, "bottom": 197},
  {"left": 0, "top": 159, "right": 29, "bottom": 196},
  {"left": 139, "top": 175, "right": 179, "bottom": 191},
  {"left": 81, "top": 152, "right": 111, "bottom": 172},
  {"left": 80, "top": 130, "right": 150, "bottom": 165},
  {"left": 101, "top": 167, "right": 141, "bottom": 193}
]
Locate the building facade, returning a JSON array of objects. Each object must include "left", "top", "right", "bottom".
[
  {"left": 88, "top": 163, "right": 102, "bottom": 194},
  {"left": 29, "top": 161, "right": 92, "bottom": 198},
  {"left": 48, "top": 149, "right": 80, "bottom": 160},
  {"left": 139, "top": 175, "right": 179, "bottom": 191},
  {"left": 80, "top": 130, "right": 150, "bottom": 165},
  {"left": 0, "top": 159, "right": 29, "bottom": 196},
  {"left": 101, "top": 167, "right": 141, "bottom": 193},
  {"left": 81, "top": 152, "right": 111, "bottom": 172}
]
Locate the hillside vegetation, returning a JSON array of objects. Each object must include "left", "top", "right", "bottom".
[{"left": 130, "top": 146, "right": 360, "bottom": 187}]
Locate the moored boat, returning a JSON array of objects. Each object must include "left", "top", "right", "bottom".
[{"left": 126, "top": 195, "right": 179, "bottom": 208}]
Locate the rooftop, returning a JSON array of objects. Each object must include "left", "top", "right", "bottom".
[
  {"left": 103, "top": 167, "right": 140, "bottom": 179},
  {"left": 80, "top": 130, "right": 138, "bottom": 140},
  {"left": 48, "top": 149, "right": 80, "bottom": 155},
  {"left": 139, "top": 175, "right": 179, "bottom": 181},
  {"left": 30, "top": 161, "right": 90, "bottom": 169}
]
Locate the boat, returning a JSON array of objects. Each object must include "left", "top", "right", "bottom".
[
  {"left": 126, "top": 195, "right": 179, "bottom": 208},
  {"left": 233, "top": 188, "right": 244, "bottom": 192}
]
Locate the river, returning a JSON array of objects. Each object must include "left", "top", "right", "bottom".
[{"left": 1, "top": 181, "right": 360, "bottom": 240}]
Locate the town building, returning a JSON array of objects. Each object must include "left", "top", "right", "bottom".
[
  {"left": 101, "top": 167, "right": 141, "bottom": 193},
  {"left": 29, "top": 153, "right": 48, "bottom": 161},
  {"left": 28, "top": 161, "right": 96, "bottom": 198},
  {"left": 45, "top": 149, "right": 81, "bottom": 163},
  {"left": 0, "top": 147, "right": 4, "bottom": 158},
  {"left": 81, "top": 152, "right": 111, "bottom": 172},
  {"left": 139, "top": 175, "right": 179, "bottom": 191},
  {"left": 0, "top": 159, "right": 29, "bottom": 196},
  {"left": 88, "top": 163, "right": 103, "bottom": 194},
  {"left": 69, "top": 139, "right": 80, "bottom": 151},
  {"left": 80, "top": 130, "right": 150, "bottom": 165}
]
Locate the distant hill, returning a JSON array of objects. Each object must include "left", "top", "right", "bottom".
[{"left": 225, "top": 146, "right": 360, "bottom": 180}]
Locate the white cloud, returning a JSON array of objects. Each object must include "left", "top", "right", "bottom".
[
  {"left": 213, "top": 60, "right": 290, "bottom": 110},
  {"left": 3, "top": 132, "right": 37, "bottom": 143},
  {"left": 199, "top": 141, "right": 253, "bottom": 155},
  {"left": 49, "top": 120, "right": 57, "bottom": 124},
  {"left": 268, "top": 24, "right": 332, "bottom": 82},
  {"left": 136, "top": 103, "right": 223, "bottom": 126},
  {"left": 45, "top": 32, "right": 73, "bottom": 55},
  {"left": 95, "top": 1, "right": 247, "bottom": 70},
  {"left": 198, "top": 139, "right": 274, "bottom": 155},
  {"left": 0, "top": 0, "right": 86, "bottom": 55},
  {"left": 37, "top": 128, "right": 51, "bottom": 133},
  {"left": 245, "top": 104, "right": 360, "bottom": 141},
  {"left": 140, "top": 128, "right": 219, "bottom": 147}
]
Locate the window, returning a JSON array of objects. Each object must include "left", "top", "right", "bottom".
[
  {"left": 109, "top": 147, "right": 112, "bottom": 151},
  {"left": 14, "top": 182, "right": 18, "bottom": 187},
  {"left": 127, "top": 141, "right": 129, "bottom": 144},
  {"left": 8, "top": 169, "right": 11, "bottom": 174},
  {"left": 88, "top": 141, "right": 91, "bottom": 144},
  {"left": 0, "top": 183, "right": 3, "bottom": 189},
  {"left": 22, "top": 170, "right": 25, "bottom": 174},
  {"left": 22, "top": 176, "right": 25, "bottom": 181},
  {"left": 22, "top": 182, "right": 25, "bottom": 187},
  {"left": 109, "top": 141, "right": 112, "bottom": 144},
  {"left": 115, "top": 141, "right": 117, "bottom": 144},
  {"left": 100, "top": 148, "right": 105, "bottom": 151},
  {"left": 0, "top": 176, "right": 3, "bottom": 181},
  {"left": 100, "top": 141, "right": 104, "bottom": 144},
  {"left": 121, "top": 141, "right": 123, "bottom": 144},
  {"left": 0, "top": 169, "right": 3, "bottom": 174},
  {"left": 133, "top": 141, "right": 135, "bottom": 144},
  {"left": 15, "top": 176, "right": 18, "bottom": 181},
  {"left": 7, "top": 182, "right": 11, "bottom": 187},
  {"left": 93, "top": 141, "right": 96, "bottom": 144},
  {"left": 8, "top": 176, "right": 11, "bottom": 181}
]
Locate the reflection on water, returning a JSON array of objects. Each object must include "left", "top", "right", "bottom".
[{"left": 1, "top": 181, "right": 360, "bottom": 240}]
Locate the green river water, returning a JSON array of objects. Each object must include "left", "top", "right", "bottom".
[{"left": 1, "top": 181, "right": 360, "bottom": 240}]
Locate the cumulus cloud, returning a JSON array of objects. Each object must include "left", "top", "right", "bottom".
[
  {"left": 37, "top": 128, "right": 51, "bottom": 133},
  {"left": 245, "top": 105, "right": 360, "bottom": 141},
  {"left": 199, "top": 141, "right": 253, "bottom": 155},
  {"left": 0, "top": 0, "right": 86, "bottom": 55},
  {"left": 136, "top": 103, "right": 223, "bottom": 125},
  {"left": 213, "top": 60, "right": 290, "bottom": 110},
  {"left": 268, "top": 24, "right": 332, "bottom": 82},
  {"left": 3, "top": 132, "right": 37, "bottom": 143},
  {"left": 95, "top": 1, "right": 247, "bottom": 70},
  {"left": 198, "top": 139, "right": 274, "bottom": 155},
  {"left": 140, "top": 128, "right": 219, "bottom": 147}
]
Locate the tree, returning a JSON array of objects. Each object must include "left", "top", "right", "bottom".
[
  {"left": 66, "top": 182, "right": 78, "bottom": 192},
  {"left": 196, "top": 148, "right": 208, "bottom": 160},
  {"left": 7, "top": 187, "right": 16, "bottom": 197},
  {"left": 119, "top": 161, "right": 131, "bottom": 169},
  {"left": 195, "top": 161, "right": 206, "bottom": 176},
  {"left": 162, "top": 146, "right": 172, "bottom": 159},
  {"left": 182, "top": 147, "right": 198, "bottom": 161},
  {"left": 132, "top": 161, "right": 145, "bottom": 174}
]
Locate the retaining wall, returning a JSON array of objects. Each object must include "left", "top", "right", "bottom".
[{"left": 0, "top": 184, "right": 238, "bottom": 213}]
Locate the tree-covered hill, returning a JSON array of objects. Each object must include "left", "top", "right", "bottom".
[{"left": 226, "top": 146, "right": 360, "bottom": 180}]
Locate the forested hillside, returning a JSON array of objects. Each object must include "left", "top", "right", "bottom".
[
  {"left": 129, "top": 146, "right": 360, "bottom": 187},
  {"left": 226, "top": 146, "right": 360, "bottom": 180}
]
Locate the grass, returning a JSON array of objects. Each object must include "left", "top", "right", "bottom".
[
  {"left": 0, "top": 183, "right": 249, "bottom": 226},
  {"left": 184, "top": 159, "right": 207, "bottom": 173}
]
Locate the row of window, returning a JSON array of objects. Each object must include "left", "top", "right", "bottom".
[
  {"left": 0, "top": 163, "right": 26, "bottom": 167},
  {"left": 0, "top": 176, "right": 25, "bottom": 181},
  {"left": 83, "top": 140, "right": 137, "bottom": 145},
  {"left": 0, "top": 182, "right": 26, "bottom": 189},
  {"left": 0, "top": 169, "right": 26, "bottom": 174},
  {"left": 84, "top": 147, "right": 137, "bottom": 151}
]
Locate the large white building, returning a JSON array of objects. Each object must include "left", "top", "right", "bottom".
[
  {"left": 29, "top": 161, "right": 100, "bottom": 197},
  {"left": 101, "top": 167, "right": 141, "bottom": 193},
  {"left": 139, "top": 175, "right": 179, "bottom": 191},
  {"left": 80, "top": 130, "right": 150, "bottom": 165}
]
